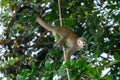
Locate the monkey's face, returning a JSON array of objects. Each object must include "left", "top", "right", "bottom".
[{"left": 77, "top": 37, "right": 87, "bottom": 48}]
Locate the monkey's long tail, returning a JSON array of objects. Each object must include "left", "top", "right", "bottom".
[
  {"left": 15, "top": 6, "right": 54, "bottom": 32},
  {"left": 36, "top": 16, "right": 54, "bottom": 32}
]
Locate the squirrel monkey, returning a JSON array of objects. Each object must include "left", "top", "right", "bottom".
[
  {"left": 16, "top": 6, "right": 87, "bottom": 61},
  {"left": 36, "top": 17, "right": 86, "bottom": 61}
]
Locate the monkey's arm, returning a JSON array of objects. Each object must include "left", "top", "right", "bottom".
[
  {"left": 64, "top": 47, "right": 76, "bottom": 61},
  {"left": 55, "top": 39, "right": 65, "bottom": 46}
]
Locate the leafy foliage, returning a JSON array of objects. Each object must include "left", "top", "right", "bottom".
[{"left": 0, "top": 0, "right": 120, "bottom": 80}]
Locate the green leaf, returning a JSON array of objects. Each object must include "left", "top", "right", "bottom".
[
  {"left": 45, "top": 60, "right": 51, "bottom": 69},
  {"left": 1, "top": 0, "right": 10, "bottom": 7},
  {"left": 65, "top": 60, "right": 74, "bottom": 67},
  {"left": 76, "top": 60, "right": 87, "bottom": 69},
  {"left": 59, "top": 63, "right": 68, "bottom": 70},
  {"left": 31, "top": 62, "right": 36, "bottom": 70},
  {"left": 16, "top": 74, "right": 25, "bottom": 80},
  {"left": 89, "top": 28, "right": 95, "bottom": 34},
  {"left": 21, "top": 69, "right": 31, "bottom": 76},
  {"left": 58, "top": 70, "right": 66, "bottom": 77},
  {"left": 101, "top": 76, "right": 111, "bottom": 80},
  {"left": 60, "top": 60, "right": 74, "bottom": 69},
  {"left": 114, "top": 52, "right": 120, "bottom": 60},
  {"left": 93, "top": 53, "right": 99, "bottom": 58},
  {"left": 85, "top": 11, "right": 89, "bottom": 16},
  {"left": 48, "top": 50, "right": 58, "bottom": 57},
  {"left": 109, "top": 60, "right": 120, "bottom": 66},
  {"left": 8, "top": 58, "right": 16, "bottom": 66},
  {"left": 17, "top": 24, "right": 24, "bottom": 31},
  {"left": 102, "top": 60, "right": 109, "bottom": 66}
]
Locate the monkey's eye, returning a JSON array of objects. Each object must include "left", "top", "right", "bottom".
[
  {"left": 82, "top": 42, "right": 86, "bottom": 47},
  {"left": 83, "top": 42, "right": 85, "bottom": 45}
]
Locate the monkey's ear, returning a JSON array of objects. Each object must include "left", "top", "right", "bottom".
[{"left": 77, "top": 39, "right": 81, "bottom": 46}]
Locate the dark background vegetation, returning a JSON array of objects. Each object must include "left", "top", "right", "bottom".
[{"left": 0, "top": 0, "right": 120, "bottom": 80}]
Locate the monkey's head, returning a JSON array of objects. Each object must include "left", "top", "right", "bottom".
[{"left": 77, "top": 37, "right": 87, "bottom": 48}]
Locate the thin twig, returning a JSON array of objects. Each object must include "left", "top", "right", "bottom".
[
  {"left": 58, "top": 0, "right": 62, "bottom": 26},
  {"left": 58, "top": 0, "right": 71, "bottom": 80}
]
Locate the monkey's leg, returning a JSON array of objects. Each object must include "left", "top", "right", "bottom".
[{"left": 64, "top": 47, "right": 77, "bottom": 61}]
